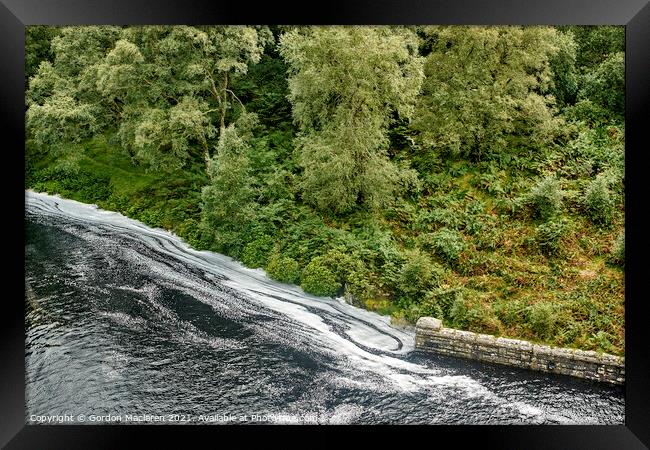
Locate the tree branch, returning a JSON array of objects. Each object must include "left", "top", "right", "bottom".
[{"left": 225, "top": 89, "right": 246, "bottom": 111}]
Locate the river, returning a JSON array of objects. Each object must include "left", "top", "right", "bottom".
[{"left": 24, "top": 191, "right": 624, "bottom": 424}]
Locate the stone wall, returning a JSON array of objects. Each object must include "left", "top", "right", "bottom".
[{"left": 415, "top": 317, "right": 624, "bottom": 385}]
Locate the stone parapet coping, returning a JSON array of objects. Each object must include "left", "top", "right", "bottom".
[{"left": 415, "top": 317, "right": 624, "bottom": 385}]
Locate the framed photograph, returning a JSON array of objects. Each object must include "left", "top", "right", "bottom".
[{"left": 2, "top": 0, "right": 649, "bottom": 447}]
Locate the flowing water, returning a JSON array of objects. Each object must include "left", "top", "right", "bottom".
[{"left": 24, "top": 191, "right": 624, "bottom": 424}]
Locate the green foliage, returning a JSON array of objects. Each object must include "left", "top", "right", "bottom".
[
  {"left": 130, "top": 96, "right": 218, "bottom": 171},
  {"left": 528, "top": 177, "right": 563, "bottom": 220},
  {"left": 414, "top": 26, "right": 564, "bottom": 160},
  {"left": 266, "top": 254, "right": 301, "bottom": 284},
  {"left": 579, "top": 52, "right": 625, "bottom": 121},
  {"left": 425, "top": 287, "right": 464, "bottom": 322},
  {"left": 241, "top": 235, "right": 274, "bottom": 268},
  {"left": 390, "top": 303, "right": 427, "bottom": 324},
  {"left": 395, "top": 250, "right": 445, "bottom": 303},
  {"left": 300, "top": 256, "right": 341, "bottom": 297},
  {"left": 550, "top": 124, "right": 624, "bottom": 183},
  {"left": 391, "top": 289, "right": 459, "bottom": 324},
  {"left": 320, "top": 249, "right": 373, "bottom": 302},
  {"left": 230, "top": 54, "right": 293, "bottom": 127},
  {"left": 610, "top": 231, "right": 624, "bottom": 267},
  {"left": 26, "top": 25, "right": 270, "bottom": 171},
  {"left": 279, "top": 26, "right": 424, "bottom": 214},
  {"left": 30, "top": 164, "right": 112, "bottom": 202},
  {"left": 494, "top": 298, "right": 528, "bottom": 327},
  {"left": 560, "top": 26, "right": 624, "bottom": 124},
  {"left": 25, "top": 26, "right": 60, "bottom": 83},
  {"left": 26, "top": 27, "right": 124, "bottom": 151},
  {"left": 416, "top": 206, "right": 465, "bottom": 231},
  {"left": 25, "top": 25, "right": 626, "bottom": 356},
  {"left": 177, "top": 218, "right": 210, "bottom": 250},
  {"left": 449, "top": 292, "right": 500, "bottom": 334},
  {"left": 526, "top": 302, "right": 557, "bottom": 340},
  {"left": 200, "top": 115, "right": 260, "bottom": 250},
  {"left": 583, "top": 176, "right": 614, "bottom": 226},
  {"left": 420, "top": 228, "right": 466, "bottom": 264},
  {"left": 26, "top": 93, "right": 103, "bottom": 151},
  {"left": 473, "top": 223, "right": 502, "bottom": 251},
  {"left": 535, "top": 219, "right": 568, "bottom": 255},
  {"left": 567, "top": 25, "right": 624, "bottom": 70},
  {"left": 548, "top": 29, "right": 579, "bottom": 107}
]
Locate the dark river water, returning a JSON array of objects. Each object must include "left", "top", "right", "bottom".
[{"left": 24, "top": 191, "right": 624, "bottom": 425}]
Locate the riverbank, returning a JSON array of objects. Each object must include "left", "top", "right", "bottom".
[{"left": 25, "top": 131, "right": 625, "bottom": 357}]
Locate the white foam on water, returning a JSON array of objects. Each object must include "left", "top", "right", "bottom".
[{"left": 98, "top": 311, "right": 147, "bottom": 330}]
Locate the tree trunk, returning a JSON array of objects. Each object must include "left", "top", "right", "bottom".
[
  {"left": 202, "top": 137, "right": 211, "bottom": 173},
  {"left": 219, "top": 72, "right": 228, "bottom": 137},
  {"left": 204, "top": 149, "right": 211, "bottom": 172}
]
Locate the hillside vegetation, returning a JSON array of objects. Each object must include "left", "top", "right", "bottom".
[{"left": 25, "top": 25, "right": 625, "bottom": 355}]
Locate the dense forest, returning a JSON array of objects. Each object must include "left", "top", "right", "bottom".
[{"left": 25, "top": 25, "right": 625, "bottom": 355}]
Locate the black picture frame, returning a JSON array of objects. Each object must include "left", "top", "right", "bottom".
[{"left": 2, "top": 0, "right": 649, "bottom": 447}]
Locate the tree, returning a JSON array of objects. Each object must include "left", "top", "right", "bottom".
[
  {"left": 26, "top": 91, "right": 103, "bottom": 149},
  {"left": 565, "top": 25, "right": 624, "bottom": 70},
  {"left": 561, "top": 26, "right": 625, "bottom": 124},
  {"left": 279, "top": 26, "right": 424, "bottom": 214},
  {"left": 579, "top": 52, "right": 624, "bottom": 121},
  {"left": 25, "top": 26, "right": 61, "bottom": 84},
  {"left": 412, "top": 26, "right": 565, "bottom": 160},
  {"left": 26, "top": 25, "right": 271, "bottom": 171},
  {"left": 548, "top": 29, "right": 579, "bottom": 108},
  {"left": 200, "top": 112, "right": 259, "bottom": 249},
  {"left": 26, "top": 26, "right": 122, "bottom": 152}
]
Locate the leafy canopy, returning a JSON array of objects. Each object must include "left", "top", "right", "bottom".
[
  {"left": 279, "top": 26, "right": 424, "bottom": 214},
  {"left": 413, "top": 26, "right": 565, "bottom": 160},
  {"left": 27, "top": 25, "right": 271, "bottom": 171}
]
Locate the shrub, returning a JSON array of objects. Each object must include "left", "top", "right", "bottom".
[
  {"left": 396, "top": 251, "right": 445, "bottom": 302},
  {"left": 424, "top": 288, "right": 463, "bottom": 322},
  {"left": 240, "top": 235, "right": 274, "bottom": 269},
  {"left": 526, "top": 301, "right": 557, "bottom": 340},
  {"left": 429, "top": 207, "right": 465, "bottom": 230},
  {"left": 341, "top": 267, "right": 373, "bottom": 304},
  {"left": 590, "top": 331, "right": 616, "bottom": 354},
  {"left": 416, "top": 297, "right": 445, "bottom": 321},
  {"left": 563, "top": 99, "right": 610, "bottom": 127},
  {"left": 420, "top": 228, "right": 466, "bottom": 264},
  {"left": 463, "top": 201, "right": 488, "bottom": 235},
  {"left": 377, "top": 244, "right": 409, "bottom": 295},
  {"left": 449, "top": 292, "right": 500, "bottom": 334},
  {"left": 610, "top": 230, "right": 624, "bottom": 266},
  {"left": 580, "top": 52, "right": 625, "bottom": 119},
  {"left": 473, "top": 218, "right": 501, "bottom": 251},
  {"left": 555, "top": 320, "right": 585, "bottom": 347},
  {"left": 391, "top": 302, "right": 428, "bottom": 324},
  {"left": 209, "top": 229, "right": 247, "bottom": 258},
  {"left": 496, "top": 196, "right": 526, "bottom": 218},
  {"left": 300, "top": 256, "right": 341, "bottom": 297},
  {"left": 138, "top": 208, "right": 165, "bottom": 228},
  {"left": 266, "top": 254, "right": 301, "bottom": 284},
  {"left": 493, "top": 298, "right": 528, "bottom": 327},
  {"left": 178, "top": 218, "right": 212, "bottom": 250},
  {"left": 321, "top": 249, "right": 370, "bottom": 298},
  {"left": 535, "top": 219, "right": 568, "bottom": 255},
  {"left": 31, "top": 165, "right": 112, "bottom": 202},
  {"left": 583, "top": 176, "right": 614, "bottom": 226},
  {"left": 528, "top": 177, "right": 563, "bottom": 221}
]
